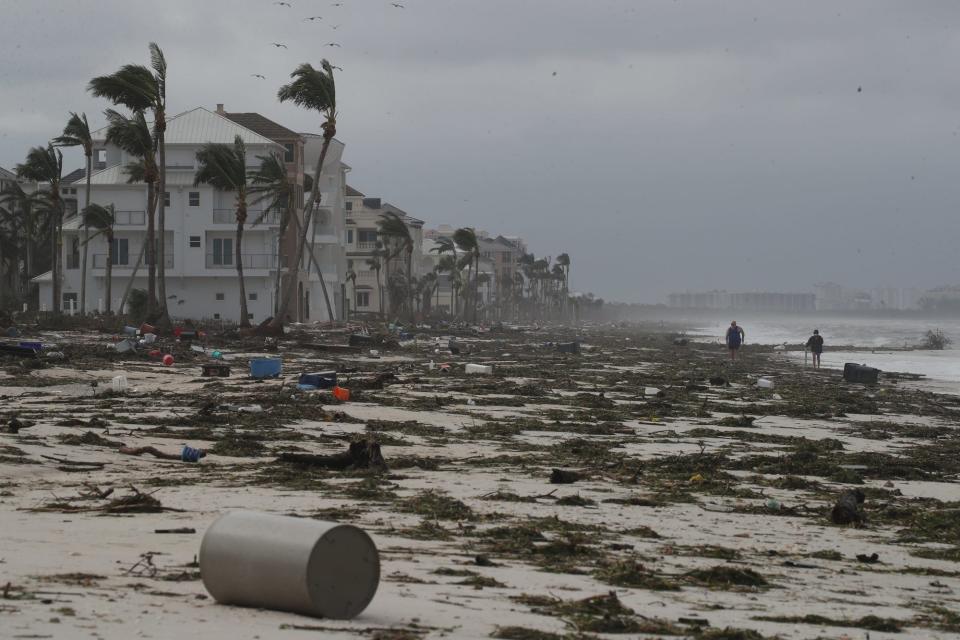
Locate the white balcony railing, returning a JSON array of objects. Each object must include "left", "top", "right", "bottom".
[
  {"left": 213, "top": 209, "right": 282, "bottom": 225},
  {"left": 206, "top": 253, "right": 277, "bottom": 269},
  {"left": 93, "top": 253, "right": 173, "bottom": 268},
  {"left": 357, "top": 241, "right": 378, "bottom": 250}
]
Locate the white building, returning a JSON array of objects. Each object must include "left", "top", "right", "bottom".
[
  {"left": 343, "top": 187, "right": 424, "bottom": 316},
  {"left": 37, "top": 106, "right": 347, "bottom": 323}
]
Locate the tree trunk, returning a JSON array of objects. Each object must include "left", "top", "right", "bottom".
[
  {"left": 236, "top": 205, "right": 250, "bottom": 328},
  {"left": 80, "top": 153, "right": 91, "bottom": 314},
  {"left": 405, "top": 247, "right": 414, "bottom": 323},
  {"left": 156, "top": 128, "right": 169, "bottom": 324},
  {"left": 105, "top": 231, "right": 113, "bottom": 314},
  {"left": 287, "top": 208, "right": 335, "bottom": 322},
  {"left": 272, "top": 192, "right": 292, "bottom": 316},
  {"left": 270, "top": 131, "right": 332, "bottom": 330},
  {"left": 146, "top": 180, "right": 156, "bottom": 314},
  {"left": 49, "top": 191, "right": 62, "bottom": 314},
  {"left": 119, "top": 241, "right": 147, "bottom": 314}
]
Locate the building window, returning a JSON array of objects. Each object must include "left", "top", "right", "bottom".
[
  {"left": 213, "top": 313, "right": 221, "bottom": 320},
  {"left": 357, "top": 229, "right": 377, "bottom": 244},
  {"left": 94, "top": 149, "right": 106, "bottom": 168},
  {"left": 215, "top": 292, "right": 225, "bottom": 301},
  {"left": 345, "top": 201, "right": 353, "bottom": 211},
  {"left": 347, "top": 229, "right": 354, "bottom": 244},
  {"left": 189, "top": 235, "right": 201, "bottom": 248},
  {"left": 347, "top": 259, "right": 354, "bottom": 269},
  {"left": 356, "top": 291, "right": 370, "bottom": 308},
  {"left": 212, "top": 238, "right": 233, "bottom": 265},
  {"left": 67, "top": 238, "right": 80, "bottom": 269},
  {"left": 283, "top": 143, "right": 295, "bottom": 163},
  {"left": 164, "top": 192, "right": 171, "bottom": 207},
  {"left": 249, "top": 292, "right": 257, "bottom": 301},
  {"left": 63, "top": 292, "right": 78, "bottom": 310},
  {"left": 248, "top": 313, "right": 254, "bottom": 320},
  {"left": 188, "top": 191, "right": 200, "bottom": 206},
  {"left": 111, "top": 238, "right": 129, "bottom": 265}
]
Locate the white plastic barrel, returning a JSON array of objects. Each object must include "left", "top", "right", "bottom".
[{"left": 199, "top": 510, "right": 380, "bottom": 619}]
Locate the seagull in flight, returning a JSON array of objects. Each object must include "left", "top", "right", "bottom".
[
  {"left": 330, "top": 24, "right": 341, "bottom": 29},
  {"left": 251, "top": 74, "right": 266, "bottom": 79},
  {"left": 303, "top": 15, "right": 322, "bottom": 20},
  {"left": 325, "top": 42, "right": 342, "bottom": 47},
  {"left": 274, "top": 1, "right": 292, "bottom": 6},
  {"left": 331, "top": 65, "right": 343, "bottom": 71},
  {"left": 270, "top": 42, "right": 288, "bottom": 48},
  {"left": 390, "top": 2, "right": 405, "bottom": 7},
  {"left": 331, "top": 2, "right": 343, "bottom": 6}
]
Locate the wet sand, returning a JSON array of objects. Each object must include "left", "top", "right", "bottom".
[{"left": 1, "top": 323, "right": 959, "bottom": 639}]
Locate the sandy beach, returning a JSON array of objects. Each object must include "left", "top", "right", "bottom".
[{"left": 2, "top": 322, "right": 959, "bottom": 640}]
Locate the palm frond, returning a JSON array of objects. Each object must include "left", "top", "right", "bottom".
[
  {"left": 88, "top": 65, "right": 158, "bottom": 111},
  {"left": 277, "top": 61, "right": 336, "bottom": 115}
]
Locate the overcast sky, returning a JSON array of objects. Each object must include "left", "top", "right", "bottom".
[{"left": 2, "top": 0, "right": 959, "bottom": 302}]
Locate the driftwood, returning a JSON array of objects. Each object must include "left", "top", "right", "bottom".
[
  {"left": 550, "top": 468, "right": 584, "bottom": 484},
  {"left": 831, "top": 489, "right": 865, "bottom": 525},
  {"left": 276, "top": 439, "right": 386, "bottom": 471}
]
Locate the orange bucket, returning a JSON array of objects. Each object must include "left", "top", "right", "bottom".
[{"left": 332, "top": 386, "right": 350, "bottom": 402}]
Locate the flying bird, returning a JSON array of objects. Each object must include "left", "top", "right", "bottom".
[
  {"left": 325, "top": 42, "right": 341, "bottom": 47},
  {"left": 331, "top": 2, "right": 343, "bottom": 5},
  {"left": 857, "top": 86, "right": 862, "bottom": 93},
  {"left": 270, "top": 42, "right": 288, "bottom": 48},
  {"left": 274, "top": 1, "right": 291, "bottom": 6},
  {"left": 390, "top": 2, "right": 405, "bottom": 7},
  {"left": 330, "top": 24, "right": 341, "bottom": 29},
  {"left": 251, "top": 74, "right": 266, "bottom": 79},
  {"left": 303, "top": 15, "right": 322, "bottom": 20},
  {"left": 331, "top": 65, "right": 343, "bottom": 71}
]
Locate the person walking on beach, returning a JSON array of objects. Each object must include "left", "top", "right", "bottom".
[
  {"left": 806, "top": 329, "right": 824, "bottom": 369},
  {"left": 726, "top": 321, "right": 745, "bottom": 361}
]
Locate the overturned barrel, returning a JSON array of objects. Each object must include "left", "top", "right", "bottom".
[{"left": 199, "top": 510, "right": 380, "bottom": 619}]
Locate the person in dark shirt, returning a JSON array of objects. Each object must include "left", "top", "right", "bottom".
[
  {"left": 725, "top": 321, "right": 745, "bottom": 361},
  {"left": 806, "top": 329, "right": 824, "bottom": 368}
]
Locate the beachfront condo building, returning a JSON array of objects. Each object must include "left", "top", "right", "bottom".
[
  {"left": 344, "top": 187, "right": 424, "bottom": 317},
  {"left": 34, "top": 106, "right": 347, "bottom": 323}
]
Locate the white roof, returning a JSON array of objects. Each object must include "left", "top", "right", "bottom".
[
  {"left": 92, "top": 107, "right": 281, "bottom": 147},
  {"left": 30, "top": 271, "right": 52, "bottom": 283},
  {"left": 86, "top": 164, "right": 200, "bottom": 186}
]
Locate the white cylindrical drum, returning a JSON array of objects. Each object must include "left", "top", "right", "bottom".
[{"left": 199, "top": 510, "right": 379, "bottom": 619}]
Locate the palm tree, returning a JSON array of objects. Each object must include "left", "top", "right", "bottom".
[
  {"left": 365, "top": 254, "right": 383, "bottom": 316},
  {"left": 435, "top": 254, "right": 456, "bottom": 313},
  {"left": 0, "top": 184, "right": 53, "bottom": 302},
  {"left": 194, "top": 135, "right": 252, "bottom": 328},
  {"left": 16, "top": 145, "right": 64, "bottom": 313},
  {"left": 88, "top": 42, "right": 168, "bottom": 321},
  {"left": 345, "top": 268, "right": 356, "bottom": 318},
  {"left": 271, "top": 60, "right": 337, "bottom": 330},
  {"left": 103, "top": 108, "right": 158, "bottom": 313},
  {"left": 249, "top": 152, "right": 293, "bottom": 316},
  {"left": 376, "top": 211, "right": 414, "bottom": 321},
  {"left": 555, "top": 252, "right": 570, "bottom": 319},
  {"left": 81, "top": 204, "right": 116, "bottom": 313},
  {"left": 419, "top": 271, "right": 437, "bottom": 315},
  {"left": 53, "top": 112, "right": 94, "bottom": 314},
  {"left": 452, "top": 227, "right": 480, "bottom": 322}
]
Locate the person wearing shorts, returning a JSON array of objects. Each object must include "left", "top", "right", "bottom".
[
  {"left": 806, "top": 329, "right": 824, "bottom": 368},
  {"left": 726, "top": 321, "right": 745, "bottom": 361}
]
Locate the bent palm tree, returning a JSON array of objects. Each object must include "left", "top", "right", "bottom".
[
  {"left": 452, "top": 227, "right": 479, "bottom": 322},
  {"left": 249, "top": 152, "right": 293, "bottom": 316},
  {"left": 16, "top": 145, "right": 64, "bottom": 313},
  {"left": 345, "top": 268, "right": 357, "bottom": 318},
  {"left": 366, "top": 254, "right": 383, "bottom": 315},
  {"left": 194, "top": 135, "right": 252, "bottom": 327},
  {"left": 88, "top": 43, "right": 168, "bottom": 320},
  {"left": 271, "top": 61, "right": 337, "bottom": 329},
  {"left": 53, "top": 112, "right": 93, "bottom": 314},
  {"left": 81, "top": 204, "right": 116, "bottom": 313},
  {"left": 377, "top": 211, "right": 414, "bottom": 321},
  {"left": 0, "top": 184, "right": 52, "bottom": 301}
]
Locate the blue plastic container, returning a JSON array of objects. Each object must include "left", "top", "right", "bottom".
[
  {"left": 19, "top": 341, "right": 42, "bottom": 351},
  {"left": 299, "top": 371, "right": 337, "bottom": 389},
  {"left": 250, "top": 358, "right": 282, "bottom": 379}
]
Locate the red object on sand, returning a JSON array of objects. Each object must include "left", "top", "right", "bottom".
[
  {"left": 162, "top": 354, "right": 174, "bottom": 366},
  {"left": 332, "top": 386, "right": 350, "bottom": 402},
  {"left": 149, "top": 349, "right": 161, "bottom": 359}
]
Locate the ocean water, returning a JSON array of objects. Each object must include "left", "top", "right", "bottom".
[{"left": 686, "top": 315, "right": 960, "bottom": 386}]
